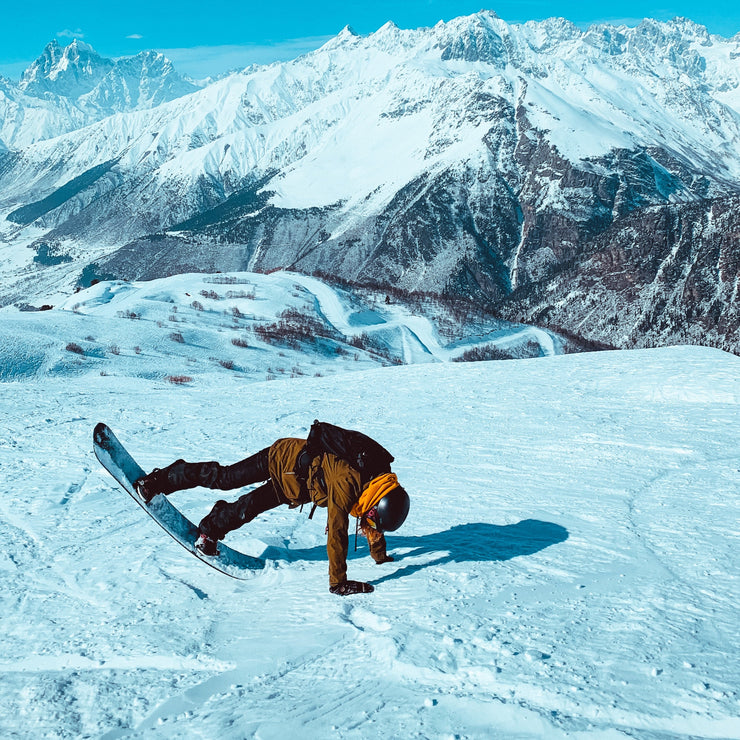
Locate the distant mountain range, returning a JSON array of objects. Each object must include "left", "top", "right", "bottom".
[
  {"left": 1, "top": 13, "right": 738, "bottom": 353},
  {"left": 0, "top": 40, "right": 201, "bottom": 148}
]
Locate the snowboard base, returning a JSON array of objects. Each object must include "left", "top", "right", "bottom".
[{"left": 93, "top": 423, "right": 265, "bottom": 579}]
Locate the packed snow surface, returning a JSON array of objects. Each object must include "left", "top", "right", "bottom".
[{"left": 0, "top": 309, "right": 738, "bottom": 738}]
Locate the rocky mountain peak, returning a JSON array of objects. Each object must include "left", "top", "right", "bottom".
[
  {"left": 2, "top": 42, "right": 199, "bottom": 147},
  {"left": 436, "top": 12, "right": 508, "bottom": 63},
  {"left": 19, "top": 39, "right": 114, "bottom": 98},
  {"left": 331, "top": 25, "right": 361, "bottom": 45}
]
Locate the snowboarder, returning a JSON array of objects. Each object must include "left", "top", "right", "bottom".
[{"left": 134, "top": 434, "right": 410, "bottom": 595}]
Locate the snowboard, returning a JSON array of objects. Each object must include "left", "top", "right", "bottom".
[{"left": 93, "top": 422, "right": 265, "bottom": 579}]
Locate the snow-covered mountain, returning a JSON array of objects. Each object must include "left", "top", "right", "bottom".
[
  {"left": 1, "top": 13, "right": 739, "bottom": 352},
  {"left": 0, "top": 40, "right": 200, "bottom": 148},
  {"left": 19, "top": 40, "right": 117, "bottom": 99}
]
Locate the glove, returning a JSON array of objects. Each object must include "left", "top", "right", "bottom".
[
  {"left": 329, "top": 580, "right": 374, "bottom": 595},
  {"left": 375, "top": 554, "right": 395, "bottom": 564}
]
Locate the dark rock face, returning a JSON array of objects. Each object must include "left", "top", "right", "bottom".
[
  {"left": 89, "top": 103, "right": 739, "bottom": 354},
  {"left": 500, "top": 197, "right": 740, "bottom": 354}
]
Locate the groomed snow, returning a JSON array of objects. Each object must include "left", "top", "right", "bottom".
[{"left": 0, "top": 333, "right": 738, "bottom": 737}]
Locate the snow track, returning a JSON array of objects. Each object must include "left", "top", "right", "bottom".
[
  {"left": 290, "top": 271, "right": 556, "bottom": 361},
  {"left": 0, "top": 346, "right": 738, "bottom": 738}
]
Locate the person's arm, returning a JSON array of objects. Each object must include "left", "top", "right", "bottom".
[{"left": 325, "top": 460, "right": 374, "bottom": 595}]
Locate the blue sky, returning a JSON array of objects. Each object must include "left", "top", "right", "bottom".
[{"left": 2, "top": 0, "right": 740, "bottom": 80}]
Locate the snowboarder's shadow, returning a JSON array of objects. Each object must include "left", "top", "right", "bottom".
[
  {"left": 371, "top": 519, "right": 569, "bottom": 585},
  {"left": 262, "top": 519, "right": 568, "bottom": 582}
]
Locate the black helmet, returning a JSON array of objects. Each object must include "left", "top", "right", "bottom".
[{"left": 374, "top": 486, "right": 410, "bottom": 532}]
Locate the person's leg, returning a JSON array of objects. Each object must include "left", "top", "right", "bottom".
[
  {"left": 198, "top": 481, "right": 283, "bottom": 540},
  {"left": 137, "top": 447, "right": 270, "bottom": 499}
]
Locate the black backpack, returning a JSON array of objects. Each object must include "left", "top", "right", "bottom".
[{"left": 305, "top": 420, "right": 394, "bottom": 481}]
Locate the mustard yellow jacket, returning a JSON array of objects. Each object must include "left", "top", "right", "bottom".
[{"left": 267, "top": 438, "right": 388, "bottom": 586}]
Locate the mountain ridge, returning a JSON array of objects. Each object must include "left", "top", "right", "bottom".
[{"left": 1, "top": 13, "right": 739, "bottom": 353}]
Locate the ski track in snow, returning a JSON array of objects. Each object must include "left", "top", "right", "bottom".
[
  {"left": 290, "top": 272, "right": 555, "bottom": 361},
  {"left": 0, "top": 308, "right": 738, "bottom": 738}
]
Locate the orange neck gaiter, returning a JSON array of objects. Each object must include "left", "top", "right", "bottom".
[{"left": 351, "top": 472, "right": 399, "bottom": 518}]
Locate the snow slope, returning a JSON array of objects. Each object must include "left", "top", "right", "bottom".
[
  {"left": 0, "top": 271, "right": 557, "bottom": 383},
  {"left": 0, "top": 339, "right": 738, "bottom": 738}
]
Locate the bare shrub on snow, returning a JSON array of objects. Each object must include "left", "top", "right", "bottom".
[
  {"left": 253, "top": 309, "right": 337, "bottom": 349},
  {"left": 453, "top": 340, "right": 542, "bottom": 362},
  {"left": 165, "top": 375, "right": 193, "bottom": 384},
  {"left": 226, "top": 289, "right": 256, "bottom": 300}
]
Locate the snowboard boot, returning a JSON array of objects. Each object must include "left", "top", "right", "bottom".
[
  {"left": 195, "top": 532, "right": 219, "bottom": 557},
  {"left": 134, "top": 467, "right": 171, "bottom": 504}
]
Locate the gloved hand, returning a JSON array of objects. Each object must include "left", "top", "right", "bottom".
[
  {"left": 329, "top": 580, "right": 374, "bottom": 595},
  {"left": 374, "top": 554, "right": 395, "bottom": 564}
]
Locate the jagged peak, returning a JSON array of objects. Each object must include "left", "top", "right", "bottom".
[
  {"left": 370, "top": 20, "right": 402, "bottom": 42},
  {"left": 445, "top": 9, "right": 505, "bottom": 31},
  {"left": 433, "top": 10, "right": 512, "bottom": 64},
  {"left": 25, "top": 39, "right": 63, "bottom": 70},
  {"left": 315, "top": 24, "right": 363, "bottom": 53},
  {"left": 21, "top": 38, "right": 107, "bottom": 81},
  {"left": 431, "top": 9, "right": 517, "bottom": 50},
  {"left": 634, "top": 15, "right": 711, "bottom": 41},
  {"left": 42, "top": 38, "right": 62, "bottom": 52},
  {"left": 475, "top": 9, "right": 502, "bottom": 22},
  {"left": 521, "top": 17, "right": 582, "bottom": 52},
  {"left": 119, "top": 49, "right": 173, "bottom": 69},
  {"left": 338, "top": 24, "right": 360, "bottom": 39},
  {"left": 532, "top": 16, "right": 580, "bottom": 36},
  {"left": 65, "top": 39, "right": 98, "bottom": 55},
  {"left": 14, "top": 38, "right": 195, "bottom": 106},
  {"left": 583, "top": 15, "right": 716, "bottom": 56}
]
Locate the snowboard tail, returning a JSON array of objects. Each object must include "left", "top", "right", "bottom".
[{"left": 93, "top": 423, "right": 264, "bottom": 579}]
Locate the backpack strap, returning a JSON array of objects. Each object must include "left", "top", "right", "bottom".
[
  {"left": 294, "top": 445, "right": 326, "bottom": 519},
  {"left": 294, "top": 447, "right": 313, "bottom": 482}
]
